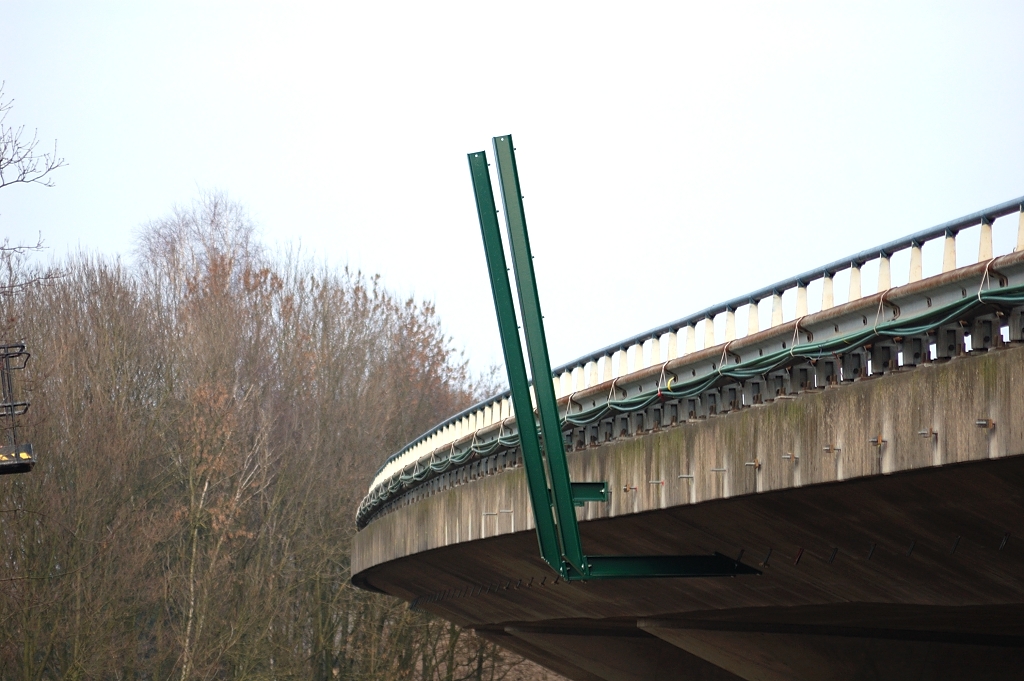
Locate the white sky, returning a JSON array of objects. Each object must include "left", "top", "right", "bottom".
[{"left": 2, "top": 2, "right": 1024, "bottom": 373}]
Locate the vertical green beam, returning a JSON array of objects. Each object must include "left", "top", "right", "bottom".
[
  {"left": 492, "top": 135, "right": 586, "bottom": 576},
  {"left": 467, "top": 151, "right": 563, "bottom": 574}
]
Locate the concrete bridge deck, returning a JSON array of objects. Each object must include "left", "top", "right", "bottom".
[{"left": 353, "top": 343, "right": 1024, "bottom": 680}]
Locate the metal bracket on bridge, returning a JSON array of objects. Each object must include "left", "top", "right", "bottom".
[
  {"left": 570, "top": 481, "right": 609, "bottom": 506},
  {"left": 468, "top": 136, "right": 759, "bottom": 581}
]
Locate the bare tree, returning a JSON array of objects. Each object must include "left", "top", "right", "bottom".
[
  {"left": 0, "top": 83, "right": 65, "bottom": 191},
  {"left": 0, "top": 84, "right": 65, "bottom": 296},
  {"left": 0, "top": 193, "right": 560, "bottom": 681}
]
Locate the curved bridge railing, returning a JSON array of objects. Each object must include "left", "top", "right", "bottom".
[{"left": 357, "top": 196, "right": 1024, "bottom": 529}]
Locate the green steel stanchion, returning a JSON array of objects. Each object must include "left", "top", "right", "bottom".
[
  {"left": 470, "top": 136, "right": 759, "bottom": 581},
  {"left": 468, "top": 150, "right": 564, "bottom": 576}
]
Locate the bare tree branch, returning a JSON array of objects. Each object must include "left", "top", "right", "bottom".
[{"left": 0, "top": 82, "right": 66, "bottom": 190}]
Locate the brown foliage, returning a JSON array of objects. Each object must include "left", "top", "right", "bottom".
[{"left": 0, "top": 194, "right": 544, "bottom": 681}]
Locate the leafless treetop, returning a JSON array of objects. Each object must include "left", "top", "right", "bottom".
[{"left": 0, "top": 82, "right": 66, "bottom": 191}]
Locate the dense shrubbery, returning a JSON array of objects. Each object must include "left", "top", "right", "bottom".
[{"left": 0, "top": 195, "right": 542, "bottom": 680}]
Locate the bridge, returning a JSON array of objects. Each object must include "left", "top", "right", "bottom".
[{"left": 352, "top": 145, "right": 1024, "bottom": 679}]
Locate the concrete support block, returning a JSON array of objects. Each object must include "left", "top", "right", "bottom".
[
  {"left": 601, "top": 355, "right": 613, "bottom": 382},
  {"left": 1018, "top": 210, "right": 1024, "bottom": 252},
  {"left": 790, "top": 363, "right": 815, "bottom": 391},
  {"left": 771, "top": 293, "right": 783, "bottom": 327},
  {"left": 935, "top": 324, "right": 965, "bottom": 359},
  {"left": 898, "top": 336, "right": 928, "bottom": 367},
  {"left": 870, "top": 340, "right": 898, "bottom": 375},
  {"left": 1009, "top": 307, "right": 1024, "bottom": 342},
  {"left": 815, "top": 356, "right": 839, "bottom": 387},
  {"left": 970, "top": 315, "right": 998, "bottom": 351},
  {"left": 720, "top": 383, "right": 741, "bottom": 412},
  {"left": 585, "top": 361, "right": 598, "bottom": 388},
  {"left": 796, "top": 285, "right": 808, "bottom": 317},
  {"left": 741, "top": 378, "right": 765, "bottom": 405},
  {"left": 747, "top": 301, "right": 759, "bottom": 336},
  {"left": 666, "top": 332, "right": 678, "bottom": 360},
  {"left": 700, "top": 388, "right": 721, "bottom": 416},
  {"left": 650, "top": 336, "right": 661, "bottom": 367},
  {"left": 767, "top": 367, "right": 792, "bottom": 396},
  {"left": 684, "top": 324, "right": 697, "bottom": 355},
  {"left": 841, "top": 349, "right": 868, "bottom": 381},
  {"left": 724, "top": 309, "right": 736, "bottom": 342}
]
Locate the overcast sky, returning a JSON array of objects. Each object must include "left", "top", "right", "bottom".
[{"left": 3, "top": 2, "right": 1024, "bottom": 373}]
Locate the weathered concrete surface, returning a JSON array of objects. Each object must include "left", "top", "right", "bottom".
[{"left": 352, "top": 345, "right": 1024, "bottom": 680}]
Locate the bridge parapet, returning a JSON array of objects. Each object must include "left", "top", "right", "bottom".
[{"left": 358, "top": 198, "right": 1024, "bottom": 529}]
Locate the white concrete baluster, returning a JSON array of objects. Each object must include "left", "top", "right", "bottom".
[
  {"left": 703, "top": 316, "right": 716, "bottom": 349},
  {"left": 629, "top": 343, "right": 643, "bottom": 372},
  {"left": 942, "top": 230, "right": 957, "bottom": 272},
  {"left": 571, "top": 366, "right": 583, "bottom": 392},
  {"left": 602, "top": 355, "right": 613, "bottom": 382},
  {"left": 796, "top": 285, "right": 808, "bottom": 317},
  {"left": 878, "top": 255, "right": 891, "bottom": 292},
  {"left": 909, "top": 243, "right": 923, "bottom": 282},
  {"left": 724, "top": 309, "right": 736, "bottom": 342},
  {"left": 554, "top": 376, "right": 564, "bottom": 399},
  {"left": 615, "top": 349, "right": 628, "bottom": 378},
  {"left": 666, "top": 332, "right": 678, "bottom": 360},
  {"left": 529, "top": 385, "right": 537, "bottom": 410},
  {"left": 822, "top": 274, "right": 834, "bottom": 309},
  {"left": 979, "top": 218, "right": 993, "bottom": 261},
  {"left": 1017, "top": 209, "right": 1024, "bottom": 252},
  {"left": 482, "top": 405, "right": 491, "bottom": 427},
  {"left": 771, "top": 293, "right": 783, "bottom": 327},
  {"left": 849, "top": 264, "right": 861, "bottom": 302},
  {"left": 650, "top": 336, "right": 661, "bottom": 366},
  {"left": 747, "top": 301, "right": 759, "bottom": 336},
  {"left": 585, "top": 360, "right": 598, "bottom": 387},
  {"left": 684, "top": 324, "right": 697, "bottom": 355},
  {"left": 500, "top": 399, "right": 509, "bottom": 420}
]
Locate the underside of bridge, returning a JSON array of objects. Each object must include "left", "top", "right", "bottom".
[{"left": 353, "top": 345, "right": 1024, "bottom": 681}]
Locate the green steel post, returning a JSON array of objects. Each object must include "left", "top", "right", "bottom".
[
  {"left": 492, "top": 135, "right": 586, "bottom": 577},
  {"left": 467, "top": 151, "right": 563, "bottom": 574},
  {"left": 470, "top": 136, "right": 758, "bottom": 582}
]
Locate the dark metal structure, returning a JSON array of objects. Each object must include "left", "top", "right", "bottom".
[{"left": 0, "top": 343, "right": 34, "bottom": 475}]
